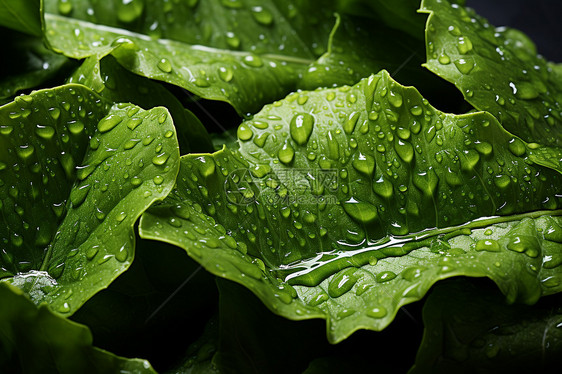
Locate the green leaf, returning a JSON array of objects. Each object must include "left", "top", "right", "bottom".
[
  {"left": 140, "top": 71, "right": 562, "bottom": 342},
  {"left": 411, "top": 279, "right": 562, "bottom": 373},
  {"left": 420, "top": 0, "right": 562, "bottom": 146},
  {"left": 42, "top": 0, "right": 336, "bottom": 114},
  {"left": 0, "top": 282, "right": 156, "bottom": 373},
  {"left": 69, "top": 55, "right": 214, "bottom": 153},
  {"left": 0, "top": 28, "right": 73, "bottom": 103},
  {"left": 0, "top": 84, "right": 180, "bottom": 315},
  {"left": 0, "top": 0, "right": 41, "bottom": 36},
  {"left": 335, "top": 0, "right": 428, "bottom": 40}
]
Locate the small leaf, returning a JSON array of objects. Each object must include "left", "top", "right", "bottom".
[
  {"left": 0, "top": 84, "right": 180, "bottom": 315},
  {"left": 0, "top": 0, "right": 41, "bottom": 36},
  {"left": 420, "top": 0, "right": 562, "bottom": 146}
]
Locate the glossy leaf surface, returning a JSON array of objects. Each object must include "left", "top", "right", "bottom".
[{"left": 0, "top": 84, "right": 180, "bottom": 315}]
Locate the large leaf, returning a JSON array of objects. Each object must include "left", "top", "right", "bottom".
[
  {"left": 0, "top": 0, "right": 41, "bottom": 36},
  {"left": 42, "top": 0, "right": 336, "bottom": 115},
  {"left": 0, "top": 283, "right": 155, "bottom": 373},
  {"left": 420, "top": 0, "right": 562, "bottom": 146},
  {"left": 69, "top": 55, "right": 214, "bottom": 153},
  {"left": 0, "top": 84, "right": 180, "bottom": 315},
  {"left": 411, "top": 279, "right": 562, "bottom": 373},
  {"left": 0, "top": 28, "right": 73, "bottom": 104},
  {"left": 140, "top": 71, "right": 562, "bottom": 342}
]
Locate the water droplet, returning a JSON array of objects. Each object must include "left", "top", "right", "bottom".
[
  {"left": 366, "top": 306, "right": 387, "bottom": 318},
  {"left": 475, "top": 239, "right": 500, "bottom": 252},
  {"left": 243, "top": 54, "right": 263, "bottom": 68},
  {"left": 58, "top": 302, "right": 71, "bottom": 313},
  {"left": 196, "top": 156, "right": 215, "bottom": 177},
  {"left": 460, "top": 149, "right": 480, "bottom": 171},
  {"left": 98, "top": 114, "right": 123, "bottom": 133},
  {"left": 475, "top": 141, "right": 493, "bottom": 155},
  {"left": 412, "top": 168, "right": 439, "bottom": 196},
  {"left": 69, "top": 184, "right": 91, "bottom": 207},
  {"left": 117, "top": 0, "right": 145, "bottom": 23},
  {"left": 251, "top": 6, "right": 273, "bottom": 25},
  {"left": 35, "top": 125, "right": 56, "bottom": 140},
  {"left": 17, "top": 145, "right": 35, "bottom": 160},
  {"left": 328, "top": 268, "right": 358, "bottom": 298},
  {"left": 343, "top": 198, "right": 378, "bottom": 223},
  {"left": 58, "top": 0, "right": 73, "bottom": 14},
  {"left": 49, "top": 107, "right": 61, "bottom": 120},
  {"left": 388, "top": 91, "right": 403, "bottom": 108},
  {"left": 438, "top": 54, "right": 451, "bottom": 64},
  {"left": 86, "top": 245, "right": 99, "bottom": 260},
  {"left": 373, "top": 176, "right": 393, "bottom": 198},
  {"left": 351, "top": 152, "right": 375, "bottom": 176},
  {"left": 376, "top": 271, "right": 397, "bottom": 283},
  {"left": 344, "top": 111, "right": 360, "bottom": 134},
  {"left": 290, "top": 113, "right": 314, "bottom": 145},
  {"left": 456, "top": 36, "right": 473, "bottom": 54},
  {"left": 221, "top": 0, "right": 242, "bottom": 8},
  {"left": 278, "top": 142, "right": 295, "bottom": 164},
  {"left": 454, "top": 58, "right": 475, "bottom": 74},
  {"left": 237, "top": 124, "right": 253, "bottom": 141},
  {"left": 494, "top": 174, "right": 510, "bottom": 189},
  {"left": 68, "top": 121, "right": 85, "bottom": 135},
  {"left": 508, "top": 138, "right": 526, "bottom": 156},
  {"left": 152, "top": 153, "right": 169, "bottom": 166},
  {"left": 153, "top": 175, "right": 164, "bottom": 185},
  {"left": 225, "top": 32, "right": 240, "bottom": 48},
  {"left": 218, "top": 66, "right": 234, "bottom": 82},
  {"left": 515, "top": 81, "right": 540, "bottom": 100},
  {"left": 115, "top": 245, "right": 128, "bottom": 262},
  {"left": 394, "top": 139, "right": 414, "bottom": 163},
  {"left": 157, "top": 58, "right": 172, "bottom": 73}
]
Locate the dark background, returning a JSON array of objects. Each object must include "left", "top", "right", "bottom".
[{"left": 467, "top": 0, "right": 562, "bottom": 61}]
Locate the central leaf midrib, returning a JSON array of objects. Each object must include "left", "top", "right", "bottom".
[
  {"left": 44, "top": 13, "right": 316, "bottom": 66},
  {"left": 276, "top": 209, "right": 562, "bottom": 283}
]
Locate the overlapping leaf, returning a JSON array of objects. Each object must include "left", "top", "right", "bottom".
[
  {"left": 140, "top": 71, "right": 562, "bottom": 342},
  {"left": 0, "top": 0, "right": 41, "bottom": 36},
  {"left": 0, "top": 28, "right": 72, "bottom": 104},
  {"left": 69, "top": 55, "right": 214, "bottom": 153},
  {"left": 420, "top": 0, "right": 562, "bottom": 146},
  {"left": 42, "top": 0, "right": 337, "bottom": 115},
  {"left": 0, "top": 84, "right": 180, "bottom": 315},
  {"left": 0, "top": 283, "right": 155, "bottom": 373},
  {"left": 411, "top": 279, "right": 562, "bottom": 373}
]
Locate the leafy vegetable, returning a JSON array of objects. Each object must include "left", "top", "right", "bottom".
[
  {"left": 140, "top": 69, "right": 562, "bottom": 341},
  {"left": 1, "top": 0, "right": 561, "bottom": 372},
  {"left": 420, "top": 0, "right": 562, "bottom": 145},
  {"left": 0, "top": 0, "right": 41, "bottom": 36},
  {"left": 0, "top": 84, "right": 180, "bottom": 314}
]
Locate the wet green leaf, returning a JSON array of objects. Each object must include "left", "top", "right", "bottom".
[
  {"left": 140, "top": 71, "right": 562, "bottom": 342},
  {"left": 0, "top": 84, "right": 180, "bottom": 315},
  {"left": 420, "top": 0, "right": 562, "bottom": 146},
  {"left": 0, "top": 0, "right": 41, "bottom": 36},
  {"left": 69, "top": 55, "right": 214, "bottom": 153},
  {"left": 42, "top": 0, "right": 337, "bottom": 114}
]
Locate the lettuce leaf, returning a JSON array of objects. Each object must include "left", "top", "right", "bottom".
[{"left": 140, "top": 70, "right": 562, "bottom": 342}]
